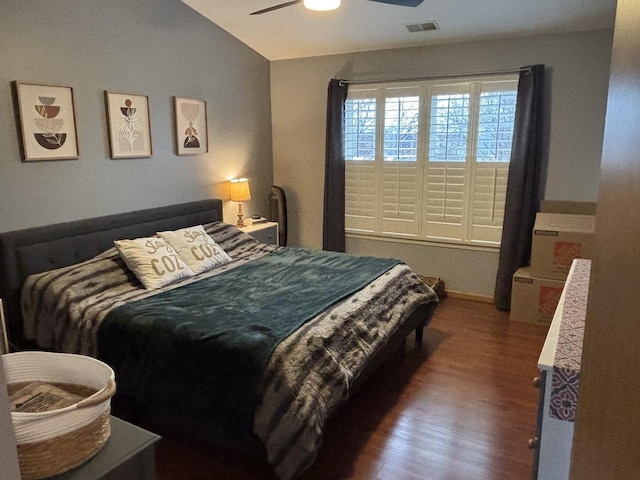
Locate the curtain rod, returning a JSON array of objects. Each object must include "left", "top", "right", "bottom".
[{"left": 339, "top": 66, "right": 531, "bottom": 86}]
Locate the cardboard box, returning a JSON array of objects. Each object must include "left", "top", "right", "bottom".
[
  {"left": 510, "top": 267, "right": 565, "bottom": 325},
  {"left": 540, "top": 200, "right": 597, "bottom": 215},
  {"left": 530, "top": 212, "right": 595, "bottom": 280}
]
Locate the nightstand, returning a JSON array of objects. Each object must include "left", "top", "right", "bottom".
[
  {"left": 239, "top": 222, "right": 279, "bottom": 245},
  {"left": 49, "top": 416, "right": 159, "bottom": 480}
]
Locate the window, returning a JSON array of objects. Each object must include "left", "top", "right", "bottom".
[{"left": 344, "top": 75, "right": 518, "bottom": 247}]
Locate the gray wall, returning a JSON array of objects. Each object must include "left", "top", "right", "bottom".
[
  {"left": 271, "top": 30, "right": 613, "bottom": 297},
  {"left": 0, "top": 0, "right": 273, "bottom": 233}
]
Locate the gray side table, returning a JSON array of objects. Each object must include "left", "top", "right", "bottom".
[{"left": 48, "top": 416, "right": 160, "bottom": 480}]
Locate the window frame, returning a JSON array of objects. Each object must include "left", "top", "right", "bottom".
[{"left": 344, "top": 74, "right": 519, "bottom": 249}]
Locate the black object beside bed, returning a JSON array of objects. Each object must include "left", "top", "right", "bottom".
[{"left": 0, "top": 199, "right": 438, "bottom": 480}]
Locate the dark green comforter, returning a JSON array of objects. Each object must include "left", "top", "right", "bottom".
[{"left": 98, "top": 247, "right": 400, "bottom": 445}]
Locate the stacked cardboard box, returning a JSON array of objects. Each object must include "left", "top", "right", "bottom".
[{"left": 510, "top": 201, "right": 596, "bottom": 325}]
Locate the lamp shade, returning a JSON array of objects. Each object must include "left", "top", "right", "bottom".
[
  {"left": 229, "top": 178, "right": 251, "bottom": 202},
  {"left": 304, "top": 0, "right": 341, "bottom": 11}
]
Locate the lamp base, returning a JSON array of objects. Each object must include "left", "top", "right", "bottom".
[{"left": 236, "top": 203, "right": 246, "bottom": 228}]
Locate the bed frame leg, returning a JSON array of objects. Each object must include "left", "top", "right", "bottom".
[{"left": 414, "top": 326, "right": 423, "bottom": 345}]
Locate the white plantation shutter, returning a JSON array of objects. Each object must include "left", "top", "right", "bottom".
[
  {"left": 382, "top": 162, "right": 419, "bottom": 236},
  {"left": 427, "top": 84, "right": 471, "bottom": 163},
  {"left": 470, "top": 163, "right": 509, "bottom": 242},
  {"left": 380, "top": 89, "right": 421, "bottom": 236},
  {"left": 345, "top": 90, "right": 377, "bottom": 232},
  {"left": 424, "top": 83, "right": 471, "bottom": 240},
  {"left": 346, "top": 86, "right": 422, "bottom": 236},
  {"left": 469, "top": 79, "right": 517, "bottom": 243},
  {"left": 345, "top": 162, "right": 377, "bottom": 232},
  {"left": 344, "top": 75, "right": 518, "bottom": 247},
  {"left": 344, "top": 90, "right": 377, "bottom": 161},
  {"left": 383, "top": 92, "right": 420, "bottom": 161},
  {"left": 476, "top": 80, "right": 518, "bottom": 163},
  {"left": 423, "top": 164, "right": 466, "bottom": 240}
]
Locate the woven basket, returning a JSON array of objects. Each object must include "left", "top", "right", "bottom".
[{"left": 3, "top": 351, "right": 116, "bottom": 480}]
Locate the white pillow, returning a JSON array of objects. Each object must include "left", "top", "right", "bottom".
[
  {"left": 157, "top": 225, "right": 232, "bottom": 274},
  {"left": 114, "top": 236, "right": 194, "bottom": 289}
]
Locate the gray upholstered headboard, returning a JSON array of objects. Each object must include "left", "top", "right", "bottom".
[{"left": 0, "top": 199, "right": 223, "bottom": 348}]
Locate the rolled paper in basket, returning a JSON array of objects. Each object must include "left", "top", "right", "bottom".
[{"left": 12, "top": 378, "right": 116, "bottom": 423}]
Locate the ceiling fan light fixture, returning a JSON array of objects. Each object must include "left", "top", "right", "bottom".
[{"left": 303, "top": 0, "right": 341, "bottom": 11}]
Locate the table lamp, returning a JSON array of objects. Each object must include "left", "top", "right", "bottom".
[{"left": 229, "top": 178, "right": 251, "bottom": 227}]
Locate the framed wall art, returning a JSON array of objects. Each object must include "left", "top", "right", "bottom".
[
  {"left": 174, "top": 96, "right": 208, "bottom": 156},
  {"left": 105, "top": 91, "right": 152, "bottom": 158},
  {"left": 14, "top": 81, "right": 79, "bottom": 161}
]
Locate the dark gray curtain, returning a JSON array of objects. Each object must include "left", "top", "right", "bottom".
[
  {"left": 322, "top": 79, "right": 349, "bottom": 252},
  {"left": 494, "top": 64, "right": 545, "bottom": 310}
]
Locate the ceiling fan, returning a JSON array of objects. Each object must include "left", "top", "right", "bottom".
[{"left": 250, "top": 0, "right": 424, "bottom": 16}]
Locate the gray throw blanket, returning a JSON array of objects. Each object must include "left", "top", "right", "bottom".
[{"left": 255, "top": 262, "right": 437, "bottom": 479}]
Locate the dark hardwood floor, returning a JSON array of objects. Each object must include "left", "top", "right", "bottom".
[{"left": 150, "top": 296, "right": 549, "bottom": 480}]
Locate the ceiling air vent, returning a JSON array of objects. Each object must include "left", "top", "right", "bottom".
[{"left": 405, "top": 21, "right": 439, "bottom": 33}]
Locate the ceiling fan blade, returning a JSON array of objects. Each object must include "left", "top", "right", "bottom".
[
  {"left": 250, "top": 0, "right": 303, "bottom": 15},
  {"left": 367, "top": 0, "right": 424, "bottom": 6}
]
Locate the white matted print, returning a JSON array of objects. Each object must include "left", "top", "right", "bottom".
[
  {"left": 15, "top": 82, "right": 79, "bottom": 161},
  {"left": 105, "top": 91, "right": 152, "bottom": 158},
  {"left": 174, "top": 96, "right": 208, "bottom": 155}
]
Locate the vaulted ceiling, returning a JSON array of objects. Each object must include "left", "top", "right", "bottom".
[{"left": 182, "top": 0, "right": 617, "bottom": 61}]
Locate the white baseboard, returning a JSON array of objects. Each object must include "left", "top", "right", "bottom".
[{"left": 446, "top": 291, "right": 494, "bottom": 304}]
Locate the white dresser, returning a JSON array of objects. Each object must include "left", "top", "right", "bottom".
[{"left": 533, "top": 259, "right": 591, "bottom": 480}]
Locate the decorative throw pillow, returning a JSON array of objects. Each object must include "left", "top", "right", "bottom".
[
  {"left": 114, "top": 236, "right": 194, "bottom": 289},
  {"left": 157, "top": 225, "right": 232, "bottom": 274}
]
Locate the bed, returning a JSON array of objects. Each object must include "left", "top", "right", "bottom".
[{"left": 0, "top": 199, "right": 438, "bottom": 479}]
